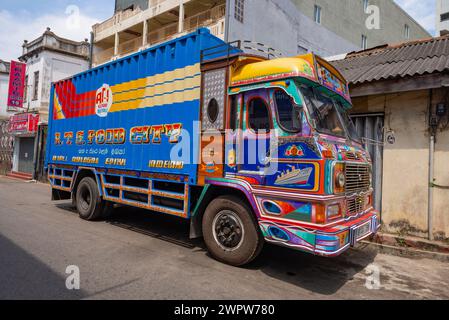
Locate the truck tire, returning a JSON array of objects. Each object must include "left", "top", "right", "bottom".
[
  {"left": 75, "top": 177, "right": 105, "bottom": 221},
  {"left": 202, "top": 195, "right": 264, "bottom": 266}
]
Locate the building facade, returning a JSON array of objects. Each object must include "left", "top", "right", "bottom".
[
  {"left": 0, "top": 60, "right": 15, "bottom": 175},
  {"left": 332, "top": 35, "right": 449, "bottom": 241},
  {"left": 294, "top": 0, "right": 429, "bottom": 49},
  {"left": 9, "top": 28, "right": 90, "bottom": 179},
  {"left": 91, "top": 0, "right": 430, "bottom": 67},
  {"left": 437, "top": 0, "right": 449, "bottom": 36}
]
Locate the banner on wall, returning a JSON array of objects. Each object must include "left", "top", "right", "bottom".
[
  {"left": 8, "top": 113, "right": 39, "bottom": 134},
  {"left": 7, "top": 60, "right": 26, "bottom": 109}
]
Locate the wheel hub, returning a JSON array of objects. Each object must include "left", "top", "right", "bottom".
[{"left": 213, "top": 211, "right": 244, "bottom": 251}]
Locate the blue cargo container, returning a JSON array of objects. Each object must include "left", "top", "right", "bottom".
[{"left": 46, "top": 28, "right": 227, "bottom": 186}]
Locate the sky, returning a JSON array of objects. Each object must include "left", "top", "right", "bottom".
[{"left": 0, "top": 0, "right": 437, "bottom": 62}]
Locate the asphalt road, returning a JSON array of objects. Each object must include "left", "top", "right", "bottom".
[{"left": 1, "top": 176, "right": 448, "bottom": 300}]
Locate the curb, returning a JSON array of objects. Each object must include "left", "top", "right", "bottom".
[
  {"left": 371, "top": 232, "right": 449, "bottom": 253},
  {"left": 361, "top": 240, "right": 449, "bottom": 262}
]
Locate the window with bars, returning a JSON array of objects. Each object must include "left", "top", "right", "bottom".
[
  {"left": 314, "top": 5, "right": 321, "bottom": 24},
  {"left": 33, "top": 71, "right": 39, "bottom": 101},
  {"left": 363, "top": 0, "right": 369, "bottom": 12},
  {"left": 234, "top": 0, "right": 244, "bottom": 23},
  {"left": 441, "top": 12, "right": 449, "bottom": 22},
  {"left": 404, "top": 24, "right": 410, "bottom": 39},
  {"left": 361, "top": 35, "right": 368, "bottom": 50},
  {"left": 24, "top": 75, "right": 28, "bottom": 103}
]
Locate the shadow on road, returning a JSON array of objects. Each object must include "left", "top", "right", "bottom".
[
  {"left": 250, "top": 243, "right": 377, "bottom": 295},
  {"left": 0, "top": 233, "right": 86, "bottom": 300},
  {"left": 56, "top": 203, "right": 377, "bottom": 296}
]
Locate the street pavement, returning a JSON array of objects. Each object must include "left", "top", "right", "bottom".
[{"left": 1, "top": 176, "right": 448, "bottom": 300}]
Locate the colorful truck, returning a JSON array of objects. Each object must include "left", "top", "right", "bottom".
[{"left": 45, "top": 28, "right": 380, "bottom": 266}]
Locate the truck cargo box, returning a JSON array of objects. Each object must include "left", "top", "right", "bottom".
[{"left": 46, "top": 29, "right": 228, "bottom": 185}]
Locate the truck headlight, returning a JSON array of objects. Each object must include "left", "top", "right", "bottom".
[
  {"left": 336, "top": 172, "right": 346, "bottom": 188},
  {"left": 327, "top": 204, "right": 341, "bottom": 219},
  {"left": 334, "top": 163, "right": 346, "bottom": 194}
]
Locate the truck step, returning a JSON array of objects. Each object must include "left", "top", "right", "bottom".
[{"left": 7, "top": 171, "right": 33, "bottom": 181}]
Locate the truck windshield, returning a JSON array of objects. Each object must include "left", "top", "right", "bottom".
[
  {"left": 299, "top": 84, "right": 361, "bottom": 142},
  {"left": 299, "top": 84, "right": 345, "bottom": 137}
]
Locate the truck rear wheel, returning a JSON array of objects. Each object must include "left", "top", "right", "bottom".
[
  {"left": 202, "top": 195, "right": 264, "bottom": 266},
  {"left": 75, "top": 177, "right": 106, "bottom": 221}
]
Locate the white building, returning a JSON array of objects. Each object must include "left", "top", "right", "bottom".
[
  {"left": 437, "top": 0, "right": 449, "bottom": 36},
  {"left": 9, "top": 28, "right": 90, "bottom": 178},
  {"left": 0, "top": 60, "right": 13, "bottom": 120},
  {"left": 91, "top": 0, "right": 430, "bottom": 67}
]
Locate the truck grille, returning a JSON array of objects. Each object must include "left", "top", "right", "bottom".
[
  {"left": 346, "top": 196, "right": 366, "bottom": 216},
  {"left": 345, "top": 164, "right": 370, "bottom": 193}
]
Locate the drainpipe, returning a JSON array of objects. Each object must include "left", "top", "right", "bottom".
[
  {"left": 428, "top": 134, "right": 435, "bottom": 241},
  {"left": 428, "top": 89, "right": 435, "bottom": 241},
  {"left": 89, "top": 31, "right": 94, "bottom": 69},
  {"left": 224, "top": 0, "right": 231, "bottom": 43}
]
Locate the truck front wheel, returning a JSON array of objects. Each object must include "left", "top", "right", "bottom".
[
  {"left": 202, "top": 195, "right": 264, "bottom": 266},
  {"left": 75, "top": 177, "right": 106, "bottom": 221}
]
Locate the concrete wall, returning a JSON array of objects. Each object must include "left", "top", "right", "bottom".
[
  {"left": 227, "top": 0, "right": 359, "bottom": 57},
  {"left": 437, "top": 0, "right": 449, "bottom": 35},
  {"left": 294, "top": 0, "right": 430, "bottom": 48},
  {"left": 352, "top": 89, "right": 449, "bottom": 240}
]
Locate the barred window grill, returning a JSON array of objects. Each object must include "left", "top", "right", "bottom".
[
  {"left": 345, "top": 164, "right": 370, "bottom": 193},
  {"left": 0, "top": 120, "right": 14, "bottom": 175}
]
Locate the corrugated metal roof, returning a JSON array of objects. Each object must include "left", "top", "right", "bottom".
[{"left": 331, "top": 35, "right": 449, "bottom": 85}]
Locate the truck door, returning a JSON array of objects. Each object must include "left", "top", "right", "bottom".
[
  {"left": 237, "top": 88, "right": 273, "bottom": 178},
  {"left": 198, "top": 67, "right": 228, "bottom": 184}
]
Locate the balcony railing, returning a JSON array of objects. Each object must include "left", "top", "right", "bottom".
[
  {"left": 118, "top": 36, "right": 144, "bottom": 56},
  {"left": 94, "top": 6, "right": 144, "bottom": 35},
  {"left": 184, "top": 4, "right": 225, "bottom": 33},
  {"left": 93, "top": 47, "right": 114, "bottom": 66},
  {"left": 148, "top": 4, "right": 226, "bottom": 45},
  {"left": 149, "top": 0, "right": 165, "bottom": 7}
]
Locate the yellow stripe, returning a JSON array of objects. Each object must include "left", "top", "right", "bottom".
[
  {"left": 111, "top": 87, "right": 201, "bottom": 112},
  {"left": 111, "top": 75, "right": 201, "bottom": 106},
  {"left": 110, "top": 63, "right": 200, "bottom": 94}
]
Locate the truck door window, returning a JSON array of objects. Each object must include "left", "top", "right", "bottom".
[
  {"left": 229, "top": 95, "right": 239, "bottom": 131},
  {"left": 273, "top": 89, "right": 302, "bottom": 133},
  {"left": 247, "top": 97, "right": 271, "bottom": 134}
]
